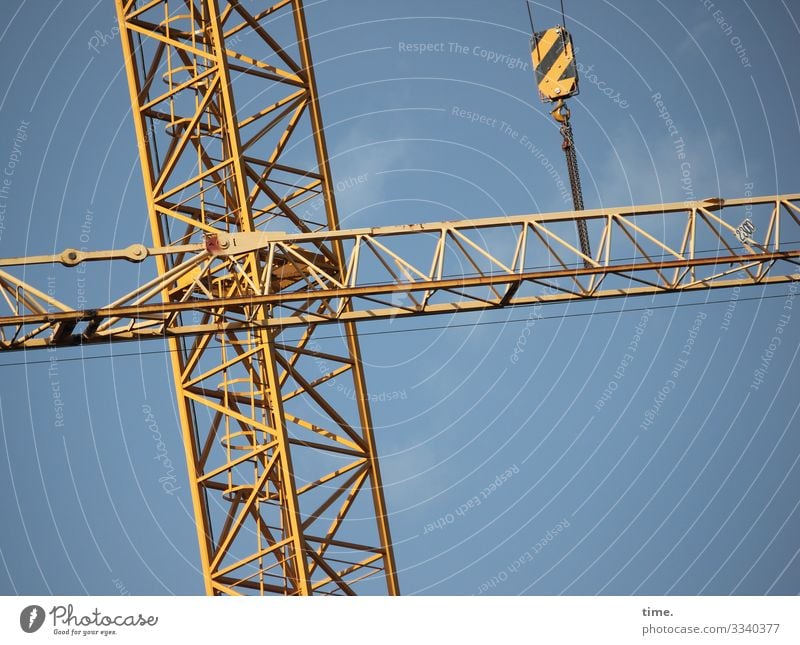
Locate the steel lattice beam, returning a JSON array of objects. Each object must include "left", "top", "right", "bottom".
[{"left": 1, "top": 194, "right": 799, "bottom": 350}]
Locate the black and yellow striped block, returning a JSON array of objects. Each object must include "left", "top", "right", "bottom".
[{"left": 531, "top": 27, "right": 579, "bottom": 102}]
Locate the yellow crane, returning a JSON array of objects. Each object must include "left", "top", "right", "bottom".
[{"left": 0, "top": 1, "right": 798, "bottom": 595}]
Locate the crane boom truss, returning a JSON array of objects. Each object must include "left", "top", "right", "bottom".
[{"left": 1, "top": 194, "right": 799, "bottom": 350}]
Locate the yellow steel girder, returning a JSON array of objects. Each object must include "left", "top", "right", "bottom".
[
  {"left": 1, "top": 194, "right": 798, "bottom": 351},
  {"left": 110, "top": 0, "right": 398, "bottom": 596}
]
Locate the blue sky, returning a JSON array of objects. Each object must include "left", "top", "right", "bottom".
[{"left": 0, "top": 0, "right": 798, "bottom": 595}]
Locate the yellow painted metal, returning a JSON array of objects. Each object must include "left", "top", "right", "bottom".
[
  {"left": 2, "top": 194, "right": 800, "bottom": 349},
  {"left": 531, "top": 27, "right": 579, "bottom": 102},
  {"left": 291, "top": 0, "right": 400, "bottom": 595},
  {"left": 109, "top": 0, "right": 398, "bottom": 595},
  {"left": 1, "top": 1, "right": 800, "bottom": 597},
  {"left": 115, "top": 0, "right": 216, "bottom": 595}
]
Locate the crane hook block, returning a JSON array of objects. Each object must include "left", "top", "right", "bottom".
[{"left": 531, "top": 26, "right": 579, "bottom": 102}]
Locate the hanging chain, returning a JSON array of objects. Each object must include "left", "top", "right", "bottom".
[{"left": 553, "top": 102, "right": 592, "bottom": 266}]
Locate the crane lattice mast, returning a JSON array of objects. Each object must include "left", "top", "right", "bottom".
[{"left": 114, "top": 0, "right": 398, "bottom": 596}]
